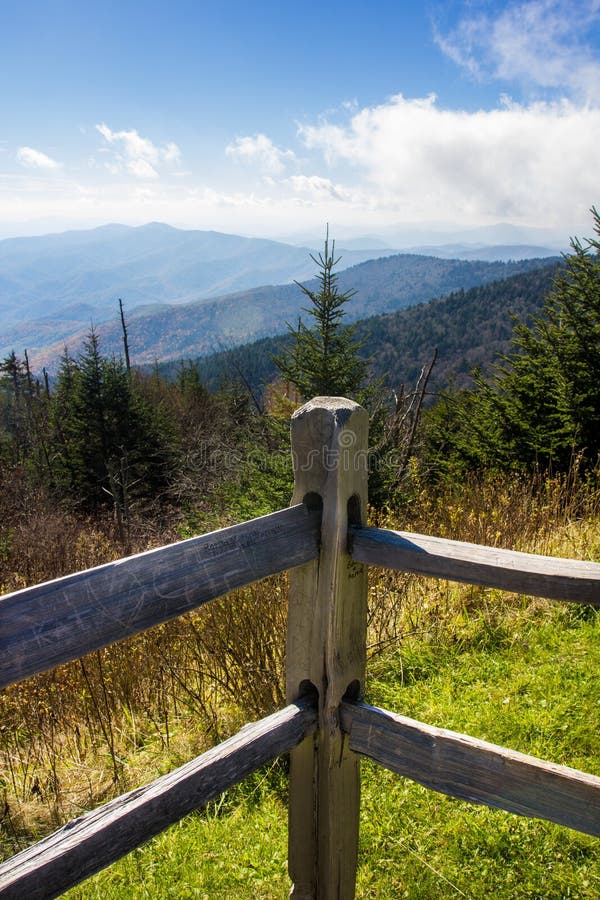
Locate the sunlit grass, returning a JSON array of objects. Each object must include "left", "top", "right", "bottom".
[
  {"left": 357, "top": 612, "right": 600, "bottom": 899},
  {"left": 63, "top": 609, "right": 599, "bottom": 898}
]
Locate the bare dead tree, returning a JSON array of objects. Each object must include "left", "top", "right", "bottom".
[
  {"left": 118, "top": 299, "right": 131, "bottom": 377},
  {"left": 375, "top": 348, "right": 438, "bottom": 484}
]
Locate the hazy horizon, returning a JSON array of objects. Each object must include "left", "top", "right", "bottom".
[{"left": 0, "top": 216, "right": 573, "bottom": 251}]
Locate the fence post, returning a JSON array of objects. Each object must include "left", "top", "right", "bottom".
[{"left": 287, "top": 396, "right": 369, "bottom": 899}]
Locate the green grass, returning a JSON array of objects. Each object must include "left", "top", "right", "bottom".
[
  {"left": 357, "top": 608, "right": 599, "bottom": 898},
  {"left": 66, "top": 800, "right": 290, "bottom": 899},
  {"left": 65, "top": 770, "right": 291, "bottom": 900},
  {"left": 66, "top": 607, "right": 599, "bottom": 898}
]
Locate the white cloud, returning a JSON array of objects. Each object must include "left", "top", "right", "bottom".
[
  {"left": 434, "top": 1, "right": 600, "bottom": 102},
  {"left": 95, "top": 123, "right": 181, "bottom": 179},
  {"left": 17, "top": 146, "right": 60, "bottom": 170},
  {"left": 163, "top": 141, "right": 181, "bottom": 165},
  {"left": 287, "top": 174, "right": 349, "bottom": 203},
  {"left": 7, "top": 78, "right": 600, "bottom": 238},
  {"left": 226, "top": 133, "right": 296, "bottom": 175},
  {"left": 0, "top": 173, "right": 282, "bottom": 235},
  {"left": 127, "top": 158, "right": 160, "bottom": 179},
  {"left": 298, "top": 93, "right": 600, "bottom": 225}
]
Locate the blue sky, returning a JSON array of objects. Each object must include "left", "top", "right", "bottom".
[{"left": 1, "top": 0, "right": 599, "bottom": 240}]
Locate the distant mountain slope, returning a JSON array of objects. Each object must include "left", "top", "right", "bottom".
[
  {"left": 358, "top": 261, "right": 559, "bottom": 390},
  {"left": 0, "top": 222, "right": 400, "bottom": 357},
  {"left": 407, "top": 243, "right": 559, "bottom": 261},
  {"left": 172, "top": 262, "right": 560, "bottom": 397},
  {"left": 27, "top": 254, "right": 556, "bottom": 372}
]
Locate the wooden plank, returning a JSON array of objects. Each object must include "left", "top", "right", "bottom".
[
  {"left": 287, "top": 397, "right": 369, "bottom": 900},
  {"left": 350, "top": 525, "right": 600, "bottom": 605},
  {"left": 340, "top": 701, "right": 600, "bottom": 837},
  {"left": 0, "top": 504, "right": 320, "bottom": 689},
  {"left": 0, "top": 697, "right": 318, "bottom": 900}
]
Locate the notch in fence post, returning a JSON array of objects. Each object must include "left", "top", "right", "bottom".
[{"left": 287, "top": 396, "right": 369, "bottom": 899}]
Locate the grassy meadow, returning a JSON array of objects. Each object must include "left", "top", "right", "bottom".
[{"left": 1, "top": 472, "right": 599, "bottom": 898}]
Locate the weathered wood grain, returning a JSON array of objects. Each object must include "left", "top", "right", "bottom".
[
  {"left": 0, "top": 697, "right": 318, "bottom": 900},
  {"left": 350, "top": 525, "right": 600, "bottom": 605},
  {"left": 0, "top": 503, "right": 320, "bottom": 689},
  {"left": 340, "top": 701, "right": 600, "bottom": 837},
  {"left": 287, "top": 397, "right": 369, "bottom": 899}
]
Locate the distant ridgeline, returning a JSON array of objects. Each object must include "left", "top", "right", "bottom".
[
  {"left": 24, "top": 251, "right": 556, "bottom": 373},
  {"left": 157, "top": 260, "right": 560, "bottom": 399}
]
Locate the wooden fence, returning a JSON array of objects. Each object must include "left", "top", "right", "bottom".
[{"left": 0, "top": 396, "right": 599, "bottom": 899}]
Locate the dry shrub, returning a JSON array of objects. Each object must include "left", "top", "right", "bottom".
[
  {"left": 0, "top": 471, "right": 181, "bottom": 595},
  {"left": 421, "top": 468, "right": 599, "bottom": 553},
  {"left": 366, "top": 469, "right": 600, "bottom": 656},
  {"left": 0, "top": 569, "right": 287, "bottom": 855}
]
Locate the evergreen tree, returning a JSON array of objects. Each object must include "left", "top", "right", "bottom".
[
  {"left": 482, "top": 209, "right": 600, "bottom": 471},
  {"left": 50, "top": 330, "right": 171, "bottom": 516},
  {"left": 0, "top": 352, "right": 29, "bottom": 464},
  {"left": 423, "top": 208, "right": 600, "bottom": 476},
  {"left": 49, "top": 348, "right": 80, "bottom": 493},
  {"left": 0, "top": 350, "right": 52, "bottom": 477},
  {"left": 273, "top": 229, "right": 368, "bottom": 401}
]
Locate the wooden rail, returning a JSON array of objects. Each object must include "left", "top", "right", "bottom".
[
  {"left": 0, "top": 698, "right": 318, "bottom": 900},
  {"left": 340, "top": 701, "right": 600, "bottom": 838},
  {"left": 350, "top": 525, "right": 600, "bottom": 604},
  {"left": 0, "top": 503, "right": 320, "bottom": 689},
  {"left": 1, "top": 396, "right": 599, "bottom": 899}
]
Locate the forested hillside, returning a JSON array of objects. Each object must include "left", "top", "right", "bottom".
[
  {"left": 359, "top": 260, "right": 560, "bottom": 390},
  {"left": 30, "top": 253, "right": 555, "bottom": 372},
  {"left": 173, "top": 260, "right": 559, "bottom": 396}
]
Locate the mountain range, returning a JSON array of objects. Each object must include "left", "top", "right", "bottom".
[
  {"left": 0, "top": 223, "right": 399, "bottom": 354},
  {"left": 28, "top": 254, "right": 555, "bottom": 372},
  {"left": 283, "top": 220, "right": 568, "bottom": 252},
  {"left": 0, "top": 222, "right": 560, "bottom": 370}
]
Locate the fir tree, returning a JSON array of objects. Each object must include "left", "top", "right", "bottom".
[
  {"left": 273, "top": 229, "right": 368, "bottom": 401},
  {"left": 0, "top": 352, "right": 28, "bottom": 464},
  {"left": 482, "top": 208, "right": 600, "bottom": 471},
  {"left": 50, "top": 329, "right": 171, "bottom": 515},
  {"left": 423, "top": 208, "right": 600, "bottom": 476}
]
